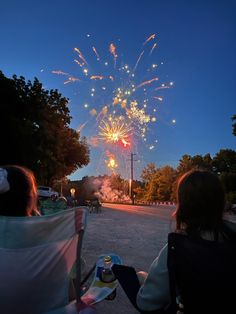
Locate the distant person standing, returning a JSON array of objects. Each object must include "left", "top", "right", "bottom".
[{"left": 0, "top": 165, "right": 40, "bottom": 216}]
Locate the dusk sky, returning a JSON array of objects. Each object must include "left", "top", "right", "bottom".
[{"left": 1, "top": 0, "right": 235, "bottom": 180}]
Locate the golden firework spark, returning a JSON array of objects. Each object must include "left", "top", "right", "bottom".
[
  {"left": 90, "top": 75, "right": 104, "bottom": 80},
  {"left": 126, "top": 101, "right": 151, "bottom": 125},
  {"left": 99, "top": 117, "right": 132, "bottom": 144}
]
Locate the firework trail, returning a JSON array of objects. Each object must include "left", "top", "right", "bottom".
[
  {"left": 64, "top": 76, "right": 80, "bottom": 84},
  {"left": 133, "top": 50, "right": 144, "bottom": 73},
  {"left": 153, "top": 96, "right": 163, "bottom": 101},
  {"left": 149, "top": 43, "right": 157, "bottom": 55},
  {"left": 52, "top": 70, "right": 69, "bottom": 76},
  {"left": 52, "top": 70, "right": 80, "bottom": 84},
  {"left": 143, "top": 33, "right": 156, "bottom": 45},
  {"left": 77, "top": 122, "right": 88, "bottom": 133},
  {"left": 136, "top": 77, "right": 159, "bottom": 89},
  {"left": 109, "top": 43, "right": 118, "bottom": 67},
  {"left": 90, "top": 75, "right": 105, "bottom": 80},
  {"left": 74, "top": 47, "right": 88, "bottom": 65},
  {"left": 74, "top": 59, "right": 84, "bottom": 67},
  {"left": 92, "top": 46, "right": 100, "bottom": 60}
]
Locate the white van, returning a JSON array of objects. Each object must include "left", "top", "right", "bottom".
[{"left": 37, "top": 186, "right": 59, "bottom": 198}]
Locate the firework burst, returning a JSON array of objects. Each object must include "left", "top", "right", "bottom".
[
  {"left": 52, "top": 33, "right": 173, "bottom": 174},
  {"left": 99, "top": 116, "right": 132, "bottom": 145}
]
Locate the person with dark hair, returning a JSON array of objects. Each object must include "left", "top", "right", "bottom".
[
  {"left": 136, "top": 169, "right": 236, "bottom": 312},
  {"left": 0, "top": 165, "right": 40, "bottom": 216}
]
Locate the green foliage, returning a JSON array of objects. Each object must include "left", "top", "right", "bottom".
[
  {"left": 141, "top": 163, "right": 159, "bottom": 184},
  {"left": 155, "top": 166, "right": 177, "bottom": 201},
  {"left": 139, "top": 150, "right": 236, "bottom": 203},
  {"left": 133, "top": 186, "right": 145, "bottom": 200},
  {"left": 212, "top": 149, "right": 236, "bottom": 174},
  {"left": 0, "top": 71, "right": 90, "bottom": 185},
  {"left": 177, "top": 154, "right": 212, "bottom": 176},
  {"left": 176, "top": 154, "right": 193, "bottom": 175},
  {"left": 142, "top": 165, "right": 176, "bottom": 202},
  {"left": 110, "top": 173, "right": 126, "bottom": 191}
]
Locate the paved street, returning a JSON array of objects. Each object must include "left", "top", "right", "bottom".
[{"left": 82, "top": 203, "right": 175, "bottom": 313}]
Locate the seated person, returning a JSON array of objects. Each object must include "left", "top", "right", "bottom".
[
  {"left": 136, "top": 169, "right": 236, "bottom": 312},
  {"left": 0, "top": 165, "right": 40, "bottom": 216},
  {"left": 0, "top": 165, "right": 76, "bottom": 302},
  {"left": 113, "top": 169, "right": 236, "bottom": 313}
]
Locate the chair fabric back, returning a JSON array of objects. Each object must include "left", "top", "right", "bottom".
[
  {"left": 167, "top": 232, "right": 236, "bottom": 314},
  {"left": 0, "top": 207, "right": 87, "bottom": 314}
]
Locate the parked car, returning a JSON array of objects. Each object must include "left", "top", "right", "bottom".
[{"left": 37, "top": 186, "right": 59, "bottom": 198}]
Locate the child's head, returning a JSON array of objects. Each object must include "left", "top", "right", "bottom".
[
  {"left": 175, "top": 169, "right": 225, "bottom": 232},
  {"left": 0, "top": 165, "right": 39, "bottom": 216}
]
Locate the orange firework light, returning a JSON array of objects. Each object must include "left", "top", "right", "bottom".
[
  {"left": 108, "top": 157, "right": 118, "bottom": 169},
  {"left": 106, "top": 152, "right": 118, "bottom": 170}
]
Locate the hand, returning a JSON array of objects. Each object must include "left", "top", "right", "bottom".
[{"left": 136, "top": 270, "right": 148, "bottom": 285}]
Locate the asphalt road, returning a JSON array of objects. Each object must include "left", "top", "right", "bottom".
[{"left": 82, "top": 203, "right": 175, "bottom": 314}]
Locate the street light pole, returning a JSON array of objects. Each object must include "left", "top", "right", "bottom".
[{"left": 130, "top": 152, "right": 136, "bottom": 205}]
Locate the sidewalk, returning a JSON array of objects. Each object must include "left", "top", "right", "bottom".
[{"left": 82, "top": 205, "right": 173, "bottom": 313}]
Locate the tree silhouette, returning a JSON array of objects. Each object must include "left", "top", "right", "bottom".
[{"left": 0, "top": 71, "right": 89, "bottom": 184}]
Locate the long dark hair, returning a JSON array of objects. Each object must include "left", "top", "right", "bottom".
[
  {"left": 175, "top": 169, "right": 225, "bottom": 233},
  {"left": 0, "top": 165, "right": 39, "bottom": 216}
]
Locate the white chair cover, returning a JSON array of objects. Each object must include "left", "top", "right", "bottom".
[{"left": 0, "top": 207, "right": 87, "bottom": 314}]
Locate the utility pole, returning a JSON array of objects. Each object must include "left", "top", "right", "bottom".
[{"left": 130, "top": 152, "right": 136, "bottom": 205}]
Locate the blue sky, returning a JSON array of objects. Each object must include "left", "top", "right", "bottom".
[{"left": 1, "top": 0, "right": 235, "bottom": 180}]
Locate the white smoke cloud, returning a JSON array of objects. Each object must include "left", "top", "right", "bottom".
[{"left": 93, "top": 177, "right": 131, "bottom": 202}]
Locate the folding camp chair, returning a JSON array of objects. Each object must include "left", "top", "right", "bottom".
[
  {"left": 167, "top": 231, "right": 236, "bottom": 314},
  {"left": 0, "top": 207, "right": 96, "bottom": 314},
  {"left": 114, "top": 228, "right": 236, "bottom": 314}
]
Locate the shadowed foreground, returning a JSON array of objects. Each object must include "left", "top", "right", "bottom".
[{"left": 82, "top": 204, "right": 174, "bottom": 314}]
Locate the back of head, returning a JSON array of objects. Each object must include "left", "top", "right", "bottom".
[
  {"left": 175, "top": 169, "right": 225, "bottom": 233},
  {"left": 0, "top": 165, "right": 38, "bottom": 216}
]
